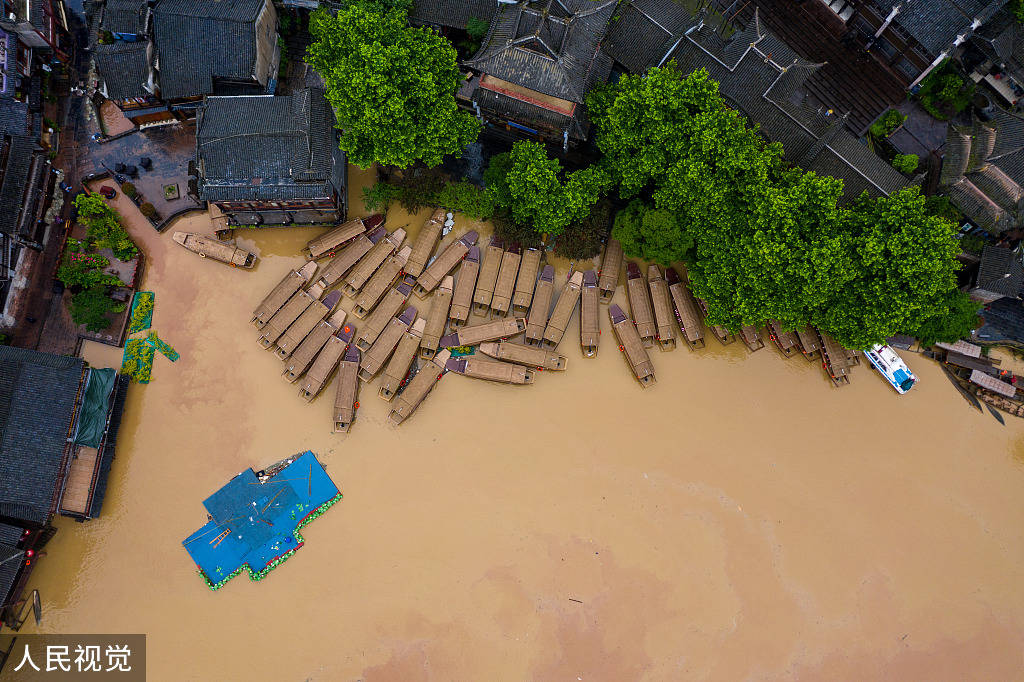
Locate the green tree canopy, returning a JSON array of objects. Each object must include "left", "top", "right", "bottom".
[
  {"left": 74, "top": 194, "right": 136, "bottom": 260},
  {"left": 485, "top": 141, "right": 611, "bottom": 237},
  {"left": 69, "top": 285, "right": 121, "bottom": 332},
  {"left": 612, "top": 199, "right": 694, "bottom": 265},
  {"left": 306, "top": 6, "right": 480, "bottom": 168}
]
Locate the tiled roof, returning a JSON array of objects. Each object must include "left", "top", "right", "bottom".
[
  {"left": 0, "top": 98, "right": 29, "bottom": 137},
  {"left": 948, "top": 177, "right": 1014, "bottom": 232},
  {"left": 94, "top": 41, "right": 152, "bottom": 100},
  {"left": 602, "top": 0, "right": 691, "bottom": 74},
  {"left": 197, "top": 88, "right": 343, "bottom": 201},
  {"left": 152, "top": 0, "right": 265, "bottom": 100},
  {"left": 0, "top": 347, "right": 85, "bottom": 527},
  {"left": 975, "top": 296, "right": 1024, "bottom": 344},
  {"left": 0, "top": 525, "right": 24, "bottom": 606},
  {"left": 884, "top": 0, "right": 1008, "bottom": 55},
  {"left": 976, "top": 245, "right": 1024, "bottom": 297},
  {"left": 409, "top": 0, "right": 494, "bottom": 30},
  {"left": 464, "top": 0, "right": 617, "bottom": 103},
  {"left": 100, "top": 0, "right": 148, "bottom": 35},
  {"left": 0, "top": 135, "right": 44, "bottom": 239}
]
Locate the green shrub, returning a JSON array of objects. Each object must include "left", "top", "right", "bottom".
[
  {"left": 57, "top": 251, "right": 121, "bottom": 290},
  {"left": 361, "top": 179, "right": 497, "bottom": 220},
  {"left": 121, "top": 182, "right": 137, "bottom": 198},
  {"left": 915, "top": 61, "right": 974, "bottom": 120},
  {"left": 958, "top": 234, "right": 986, "bottom": 255},
  {"left": 924, "top": 195, "right": 963, "bottom": 224},
  {"left": 906, "top": 290, "right": 982, "bottom": 347},
  {"left": 554, "top": 199, "right": 612, "bottom": 260},
  {"left": 362, "top": 182, "right": 402, "bottom": 212},
  {"left": 869, "top": 109, "right": 906, "bottom": 139},
  {"left": 492, "top": 215, "right": 543, "bottom": 249},
  {"left": 74, "top": 194, "right": 138, "bottom": 260},
  {"left": 892, "top": 153, "right": 919, "bottom": 174},
  {"left": 139, "top": 202, "right": 156, "bottom": 219},
  {"left": 69, "top": 285, "right": 123, "bottom": 332}
]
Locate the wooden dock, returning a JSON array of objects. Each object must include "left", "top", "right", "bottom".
[
  {"left": 252, "top": 261, "right": 317, "bottom": 328},
  {"left": 490, "top": 244, "right": 521, "bottom": 316},
  {"left": 478, "top": 340, "right": 567, "bottom": 370},
  {"left": 449, "top": 245, "right": 479, "bottom": 328},
  {"left": 379, "top": 318, "right": 425, "bottom": 401},
  {"left": 440, "top": 317, "right": 527, "bottom": 347},
  {"left": 314, "top": 226, "right": 387, "bottom": 289},
  {"left": 273, "top": 289, "right": 342, "bottom": 360},
  {"left": 665, "top": 267, "right": 705, "bottom": 350},
  {"left": 297, "top": 324, "right": 355, "bottom": 401},
  {"left": 389, "top": 349, "right": 451, "bottom": 425},
  {"left": 405, "top": 208, "right": 445, "bottom": 278},
  {"left": 580, "top": 269, "right": 600, "bottom": 357},
  {"left": 739, "top": 325, "right": 765, "bottom": 353},
  {"left": 626, "top": 263, "right": 656, "bottom": 348},
  {"left": 420, "top": 275, "right": 453, "bottom": 359},
  {"left": 352, "top": 245, "right": 411, "bottom": 318},
  {"left": 512, "top": 247, "right": 542, "bottom": 315},
  {"left": 304, "top": 215, "right": 378, "bottom": 260},
  {"left": 648, "top": 265, "right": 676, "bottom": 351},
  {"left": 333, "top": 343, "right": 361, "bottom": 433},
  {"left": 766, "top": 320, "right": 799, "bottom": 358},
  {"left": 598, "top": 238, "right": 623, "bottom": 303},
  {"left": 414, "top": 230, "right": 478, "bottom": 297},
  {"left": 359, "top": 306, "right": 416, "bottom": 382},
  {"left": 445, "top": 356, "right": 535, "bottom": 384},
  {"left": 525, "top": 265, "right": 555, "bottom": 346},
  {"left": 473, "top": 236, "right": 503, "bottom": 315},
  {"left": 257, "top": 283, "right": 325, "bottom": 349},
  {"left": 356, "top": 279, "right": 413, "bottom": 351},
  {"left": 283, "top": 310, "right": 348, "bottom": 383},
  {"left": 609, "top": 303, "right": 656, "bottom": 388},
  {"left": 342, "top": 228, "right": 406, "bottom": 297},
  {"left": 542, "top": 271, "right": 583, "bottom": 349}
]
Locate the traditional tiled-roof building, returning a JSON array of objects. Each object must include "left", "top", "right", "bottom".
[
  {"left": 971, "top": 244, "right": 1024, "bottom": 302},
  {"left": 460, "top": 0, "right": 617, "bottom": 146},
  {"left": 194, "top": 88, "right": 348, "bottom": 226},
  {"left": 409, "top": 0, "right": 494, "bottom": 31}
]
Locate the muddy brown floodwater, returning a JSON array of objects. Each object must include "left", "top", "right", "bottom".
[{"left": 13, "top": 164, "right": 1024, "bottom": 681}]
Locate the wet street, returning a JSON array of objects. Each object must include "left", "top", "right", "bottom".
[{"left": 15, "top": 165, "right": 1024, "bottom": 680}]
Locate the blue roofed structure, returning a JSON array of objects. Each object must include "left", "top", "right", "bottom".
[{"left": 182, "top": 451, "right": 341, "bottom": 590}]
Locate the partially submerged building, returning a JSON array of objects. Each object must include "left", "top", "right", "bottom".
[
  {"left": 0, "top": 347, "right": 128, "bottom": 625},
  {"left": 194, "top": 88, "right": 347, "bottom": 226},
  {"left": 92, "top": 0, "right": 279, "bottom": 127}
]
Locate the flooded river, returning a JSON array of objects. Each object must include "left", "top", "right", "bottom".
[{"left": 14, "top": 164, "right": 1024, "bottom": 680}]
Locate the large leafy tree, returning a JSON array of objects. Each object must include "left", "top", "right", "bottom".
[
  {"left": 485, "top": 141, "right": 611, "bottom": 237},
  {"left": 612, "top": 199, "right": 694, "bottom": 265},
  {"left": 306, "top": 6, "right": 480, "bottom": 168}
]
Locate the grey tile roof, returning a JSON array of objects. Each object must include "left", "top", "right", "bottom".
[
  {"left": 976, "top": 245, "right": 1024, "bottom": 297},
  {"left": 603, "top": 0, "right": 691, "bottom": 74},
  {"left": 885, "top": 0, "right": 1008, "bottom": 55},
  {"left": 409, "top": 0, "right": 494, "bottom": 30},
  {"left": 0, "top": 347, "right": 85, "bottom": 527},
  {"left": 100, "top": 0, "right": 148, "bottom": 35},
  {"left": 94, "top": 41, "right": 152, "bottom": 100},
  {"left": 0, "top": 531, "right": 24, "bottom": 606},
  {"left": 948, "top": 177, "right": 1014, "bottom": 232},
  {"left": 152, "top": 0, "right": 265, "bottom": 100},
  {"left": 0, "top": 135, "right": 45, "bottom": 239},
  {"left": 197, "top": 88, "right": 344, "bottom": 202},
  {"left": 976, "top": 296, "right": 1024, "bottom": 343},
  {"left": 0, "top": 98, "right": 29, "bottom": 137},
  {"left": 464, "top": 0, "right": 617, "bottom": 103}
]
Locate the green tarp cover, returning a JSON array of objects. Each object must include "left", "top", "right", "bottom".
[{"left": 73, "top": 368, "right": 116, "bottom": 447}]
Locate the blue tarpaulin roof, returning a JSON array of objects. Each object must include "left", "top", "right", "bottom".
[{"left": 182, "top": 452, "right": 339, "bottom": 586}]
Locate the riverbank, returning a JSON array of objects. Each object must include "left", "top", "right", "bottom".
[{"left": 15, "top": 166, "right": 1024, "bottom": 680}]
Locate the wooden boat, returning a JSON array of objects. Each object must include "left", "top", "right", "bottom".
[
  {"left": 405, "top": 208, "right": 445, "bottom": 278},
  {"left": 766, "top": 320, "right": 799, "bottom": 358},
  {"left": 356, "top": 278, "right": 413, "bottom": 352},
  {"left": 817, "top": 331, "right": 854, "bottom": 386},
  {"left": 445, "top": 356, "right": 535, "bottom": 384},
  {"left": 314, "top": 225, "right": 388, "bottom": 289},
  {"left": 304, "top": 214, "right": 382, "bottom": 260},
  {"left": 542, "top": 271, "right": 583, "bottom": 349},
  {"left": 647, "top": 265, "right": 676, "bottom": 351},
  {"left": 580, "top": 269, "right": 600, "bottom": 357},
  {"left": 524, "top": 265, "right": 555, "bottom": 346},
  {"left": 449, "top": 245, "right": 479, "bottom": 328},
  {"left": 273, "top": 289, "right": 343, "bottom": 360},
  {"left": 297, "top": 323, "right": 355, "bottom": 401},
  {"left": 795, "top": 325, "right": 821, "bottom": 359},
  {"left": 413, "top": 230, "right": 478, "bottom": 298},
  {"left": 388, "top": 349, "right": 451, "bottom": 425},
  {"left": 379, "top": 318, "right": 425, "bottom": 401},
  {"left": 252, "top": 261, "right": 317, "bottom": 328},
  {"left": 472, "top": 236, "right": 503, "bottom": 315},
  {"left": 282, "top": 308, "right": 348, "bottom": 383},
  {"left": 512, "top": 247, "right": 542, "bottom": 315},
  {"left": 609, "top": 303, "right": 656, "bottom": 388},
  {"left": 352, "top": 245, "right": 411, "bottom": 318},
  {"left": 257, "top": 283, "right": 325, "bottom": 349},
  {"left": 440, "top": 317, "right": 527, "bottom": 348},
  {"left": 626, "top": 263, "right": 656, "bottom": 348},
  {"left": 420, "top": 275, "right": 453, "bottom": 359},
  {"left": 695, "top": 296, "right": 734, "bottom": 345},
  {"left": 597, "top": 238, "right": 623, "bottom": 303},
  {"left": 173, "top": 231, "right": 255, "bottom": 268},
  {"left": 479, "top": 340, "right": 567, "bottom": 370},
  {"left": 490, "top": 244, "right": 521, "bottom": 317},
  {"left": 739, "top": 325, "right": 765, "bottom": 352},
  {"left": 359, "top": 306, "right": 416, "bottom": 382},
  {"left": 342, "top": 228, "right": 406, "bottom": 297},
  {"left": 665, "top": 267, "right": 705, "bottom": 350},
  {"left": 333, "top": 343, "right": 361, "bottom": 433}
]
